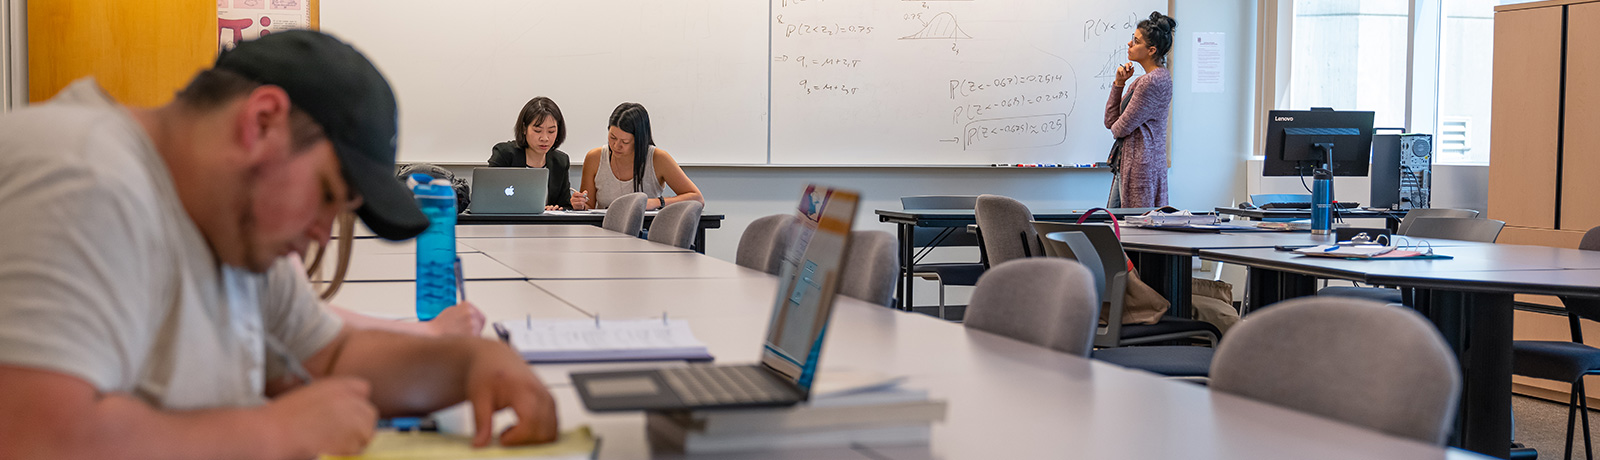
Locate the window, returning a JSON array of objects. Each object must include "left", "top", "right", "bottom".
[
  {"left": 1288, "top": 0, "right": 1409, "bottom": 130},
  {"left": 1436, "top": 0, "right": 1498, "bottom": 164},
  {"left": 1271, "top": 0, "right": 1539, "bottom": 165}
]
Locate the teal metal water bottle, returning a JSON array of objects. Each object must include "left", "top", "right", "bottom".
[
  {"left": 411, "top": 174, "right": 456, "bottom": 321},
  {"left": 1312, "top": 169, "right": 1333, "bottom": 235}
]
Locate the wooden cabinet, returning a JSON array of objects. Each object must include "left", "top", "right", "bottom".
[
  {"left": 1493, "top": 0, "right": 1600, "bottom": 234},
  {"left": 1489, "top": 6, "right": 1563, "bottom": 229},
  {"left": 1562, "top": 2, "right": 1600, "bottom": 230},
  {"left": 27, "top": 0, "right": 214, "bottom": 107}
]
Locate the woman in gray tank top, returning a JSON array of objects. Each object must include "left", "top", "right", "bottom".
[{"left": 575, "top": 103, "right": 704, "bottom": 210}]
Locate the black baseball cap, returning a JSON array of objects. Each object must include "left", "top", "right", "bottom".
[{"left": 215, "top": 30, "right": 427, "bottom": 241}]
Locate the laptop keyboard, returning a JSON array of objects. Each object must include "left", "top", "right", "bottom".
[{"left": 660, "top": 366, "right": 797, "bottom": 406}]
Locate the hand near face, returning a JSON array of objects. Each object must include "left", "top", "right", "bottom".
[
  {"left": 1115, "top": 63, "right": 1135, "bottom": 86},
  {"left": 466, "top": 343, "right": 560, "bottom": 447}
]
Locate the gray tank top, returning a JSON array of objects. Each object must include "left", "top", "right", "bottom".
[{"left": 594, "top": 145, "right": 663, "bottom": 209}]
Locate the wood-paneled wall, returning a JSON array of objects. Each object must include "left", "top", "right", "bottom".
[{"left": 27, "top": 0, "right": 214, "bottom": 107}]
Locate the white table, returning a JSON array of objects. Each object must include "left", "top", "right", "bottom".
[
  {"left": 460, "top": 237, "right": 692, "bottom": 254},
  {"left": 327, "top": 280, "right": 589, "bottom": 327},
  {"left": 336, "top": 234, "right": 1493, "bottom": 459},
  {"left": 321, "top": 252, "right": 526, "bottom": 282},
  {"left": 457, "top": 224, "right": 633, "bottom": 239},
  {"left": 492, "top": 252, "right": 764, "bottom": 280}
]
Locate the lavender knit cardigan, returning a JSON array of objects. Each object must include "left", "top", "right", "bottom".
[{"left": 1104, "top": 67, "right": 1172, "bottom": 207}]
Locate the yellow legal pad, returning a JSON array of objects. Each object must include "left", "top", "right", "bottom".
[{"left": 321, "top": 426, "right": 597, "bottom": 460}]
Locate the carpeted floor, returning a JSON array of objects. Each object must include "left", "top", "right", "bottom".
[{"left": 1517, "top": 394, "right": 1600, "bottom": 459}]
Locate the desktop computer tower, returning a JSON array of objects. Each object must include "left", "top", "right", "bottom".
[{"left": 1369, "top": 133, "right": 1432, "bottom": 210}]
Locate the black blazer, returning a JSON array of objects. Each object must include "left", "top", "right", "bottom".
[{"left": 488, "top": 141, "right": 573, "bottom": 209}]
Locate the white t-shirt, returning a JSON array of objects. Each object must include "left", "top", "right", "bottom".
[{"left": 0, "top": 79, "right": 343, "bottom": 410}]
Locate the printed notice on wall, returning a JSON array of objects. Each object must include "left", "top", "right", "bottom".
[
  {"left": 218, "top": 0, "right": 312, "bottom": 51},
  {"left": 1191, "top": 32, "right": 1224, "bottom": 93}
]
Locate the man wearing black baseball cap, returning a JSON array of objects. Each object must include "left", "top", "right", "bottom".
[{"left": 0, "top": 30, "right": 556, "bottom": 458}]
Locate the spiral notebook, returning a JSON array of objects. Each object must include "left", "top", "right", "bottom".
[{"left": 494, "top": 318, "right": 713, "bottom": 363}]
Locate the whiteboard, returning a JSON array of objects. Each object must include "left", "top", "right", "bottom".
[
  {"left": 769, "top": 0, "right": 1162, "bottom": 165},
  {"left": 321, "top": 1, "right": 1162, "bottom": 166},
  {"left": 320, "top": 0, "right": 770, "bottom": 165}
]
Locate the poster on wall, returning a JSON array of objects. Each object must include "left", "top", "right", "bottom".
[{"left": 218, "top": 0, "right": 311, "bottom": 50}]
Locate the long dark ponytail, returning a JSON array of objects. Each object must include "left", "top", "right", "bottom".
[
  {"left": 1137, "top": 12, "right": 1178, "bottom": 66},
  {"left": 608, "top": 102, "right": 655, "bottom": 192}
]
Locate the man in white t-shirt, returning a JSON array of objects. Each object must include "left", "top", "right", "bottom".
[{"left": 0, "top": 31, "right": 556, "bottom": 458}]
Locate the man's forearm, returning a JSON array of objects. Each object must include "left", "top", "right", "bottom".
[
  {"left": 310, "top": 328, "right": 493, "bottom": 416},
  {"left": 0, "top": 392, "right": 287, "bottom": 460}
]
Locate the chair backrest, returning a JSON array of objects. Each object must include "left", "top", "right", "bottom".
[
  {"left": 1581, "top": 225, "right": 1600, "bottom": 251},
  {"left": 975, "top": 195, "right": 1041, "bottom": 267},
  {"left": 1210, "top": 296, "right": 1461, "bottom": 445},
  {"left": 1397, "top": 208, "right": 1481, "bottom": 235},
  {"left": 1040, "top": 226, "right": 1133, "bottom": 347},
  {"left": 838, "top": 230, "right": 900, "bottom": 307},
  {"left": 601, "top": 192, "right": 647, "bottom": 236},
  {"left": 1401, "top": 217, "right": 1505, "bottom": 242},
  {"left": 901, "top": 195, "right": 979, "bottom": 210},
  {"left": 736, "top": 214, "right": 798, "bottom": 274},
  {"left": 963, "top": 258, "right": 1100, "bottom": 357},
  {"left": 646, "top": 201, "right": 704, "bottom": 249}
]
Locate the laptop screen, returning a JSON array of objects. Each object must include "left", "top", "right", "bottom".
[{"left": 760, "top": 185, "right": 859, "bottom": 394}]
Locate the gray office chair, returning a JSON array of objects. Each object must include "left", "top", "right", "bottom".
[
  {"left": 1320, "top": 215, "right": 1504, "bottom": 304},
  {"left": 974, "top": 194, "right": 1042, "bottom": 268},
  {"left": 601, "top": 192, "right": 647, "bottom": 237},
  {"left": 646, "top": 201, "right": 703, "bottom": 249},
  {"left": 1040, "top": 229, "right": 1218, "bottom": 348},
  {"left": 1211, "top": 296, "right": 1461, "bottom": 445},
  {"left": 838, "top": 230, "right": 900, "bottom": 307},
  {"left": 1512, "top": 225, "right": 1600, "bottom": 460},
  {"left": 1403, "top": 216, "right": 1505, "bottom": 243},
  {"left": 963, "top": 258, "right": 1099, "bottom": 357},
  {"left": 1396, "top": 208, "right": 1482, "bottom": 235},
  {"left": 736, "top": 214, "right": 799, "bottom": 274},
  {"left": 902, "top": 195, "right": 984, "bottom": 318}
]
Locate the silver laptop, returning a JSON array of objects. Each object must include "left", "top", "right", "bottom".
[
  {"left": 469, "top": 168, "right": 549, "bottom": 215},
  {"left": 571, "top": 185, "right": 861, "bottom": 412}
]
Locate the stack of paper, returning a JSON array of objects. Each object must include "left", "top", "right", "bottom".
[
  {"left": 1125, "top": 211, "right": 1218, "bottom": 227},
  {"left": 1294, "top": 244, "right": 1397, "bottom": 258},
  {"left": 494, "top": 318, "right": 712, "bottom": 363},
  {"left": 645, "top": 373, "right": 945, "bottom": 454},
  {"left": 321, "top": 426, "right": 596, "bottom": 460}
]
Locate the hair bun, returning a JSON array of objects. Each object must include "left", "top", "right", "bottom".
[{"left": 1149, "top": 12, "right": 1177, "bottom": 33}]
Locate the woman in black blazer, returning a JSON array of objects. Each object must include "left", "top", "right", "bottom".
[{"left": 489, "top": 97, "right": 577, "bottom": 210}]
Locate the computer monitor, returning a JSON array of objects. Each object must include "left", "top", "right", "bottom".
[{"left": 1262, "top": 109, "right": 1376, "bottom": 177}]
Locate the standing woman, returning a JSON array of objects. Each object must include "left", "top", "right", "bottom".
[
  {"left": 489, "top": 96, "right": 577, "bottom": 210},
  {"left": 1105, "top": 12, "right": 1178, "bottom": 208},
  {"left": 577, "top": 102, "right": 704, "bottom": 210}
]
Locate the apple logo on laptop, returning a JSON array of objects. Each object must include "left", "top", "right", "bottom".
[{"left": 504, "top": 185, "right": 515, "bottom": 197}]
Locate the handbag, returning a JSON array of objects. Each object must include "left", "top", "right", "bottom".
[{"left": 1075, "top": 208, "right": 1169, "bottom": 325}]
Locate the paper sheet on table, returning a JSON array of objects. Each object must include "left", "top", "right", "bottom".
[{"left": 321, "top": 426, "right": 595, "bottom": 459}]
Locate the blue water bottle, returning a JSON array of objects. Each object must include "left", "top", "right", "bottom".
[
  {"left": 1311, "top": 168, "right": 1333, "bottom": 235},
  {"left": 411, "top": 174, "right": 457, "bottom": 321}
]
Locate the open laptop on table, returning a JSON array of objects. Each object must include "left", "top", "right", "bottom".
[
  {"left": 571, "top": 185, "right": 861, "bottom": 411},
  {"left": 468, "top": 167, "right": 549, "bottom": 215}
]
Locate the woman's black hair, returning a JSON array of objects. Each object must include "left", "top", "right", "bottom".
[
  {"left": 608, "top": 102, "right": 655, "bottom": 192},
  {"left": 1137, "top": 12, "right": 1179, "bottom": 66},
  {"left": 513, "top": 96, "right": 566, "bottom": 152}
]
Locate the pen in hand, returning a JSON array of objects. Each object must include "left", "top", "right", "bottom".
[
  {"left": 264, "top": 333, "right": 313, "bottom": 385},
  {"left": 454, "top": 256, "right": 467, "bottom": 303}
]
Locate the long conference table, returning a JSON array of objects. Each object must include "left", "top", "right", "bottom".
[{"left": 326, "top": 224, "right": 1491, "bottom": 459}]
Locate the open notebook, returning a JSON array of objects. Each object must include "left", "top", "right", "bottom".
[{"left": 494, "top": 318, "right": 713, "bottom": 363}]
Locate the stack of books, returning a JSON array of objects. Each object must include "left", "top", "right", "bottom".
[{"left": 645, "top": 383, "right": 947, "bottom": 454}]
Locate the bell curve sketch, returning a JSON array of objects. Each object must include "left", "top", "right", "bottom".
[{"left": 900, "top": 12, "right": 973, "bottom": 40}]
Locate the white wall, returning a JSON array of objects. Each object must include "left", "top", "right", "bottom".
[{"left": 431, "top": 0, "right": 1259, "bottom": 305}]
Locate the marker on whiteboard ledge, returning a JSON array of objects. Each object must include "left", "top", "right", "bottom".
[{"left": 991, "top": 163, "right": 1013, "bottom": 167}]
